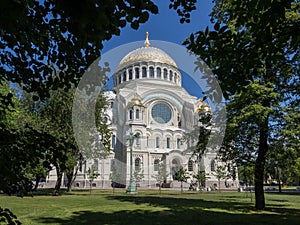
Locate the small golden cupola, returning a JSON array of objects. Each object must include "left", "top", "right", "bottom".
[
  {"left": 128, "top": 94, "right": 143, "bottom": 107},
  {"left": 196, "top": 101, "right": 211, "bottom": 114}
]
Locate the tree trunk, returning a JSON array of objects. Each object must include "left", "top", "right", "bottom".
[
  {"left": 33, "top": 175, "right": 41, "bottom": 191},
  {"left": 66, "top": 170, "right": 73, "bottom": 192},
  {"left": 255, "top": 116, "right": 269, "bottom": 210},
  {"left": 53, "top": 167, "right": 63, "bottom": 196},
  {"left": 181, "top": 181, "right": 183, "bottom": 193},
  {"left": 278, "top": 180, "right": 282, "bottom": 193}
]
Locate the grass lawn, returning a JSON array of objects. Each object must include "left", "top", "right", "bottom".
[{"left": 1, "top": 189, "right": 299, "bottom": 225}]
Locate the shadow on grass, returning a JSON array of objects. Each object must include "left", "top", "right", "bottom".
[{"left": 34, "top": 194, "right": 300, "bottom": 225}]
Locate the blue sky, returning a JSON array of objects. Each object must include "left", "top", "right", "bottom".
[
  {"left": 103, "top": 1, "right": 213, "bottom": 51},
  {"left": 102, "top": 1, "right": 214, "bottom": 98}
]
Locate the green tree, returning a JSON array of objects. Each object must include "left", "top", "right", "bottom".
[
  {"left": 0, "top": 0, "right": 161, "bottom": 100},
  {"left": 184, "top": 100, "right": 212, "bottom": 190},
  {"left": 214, "top": 166, "right": 227, "bottom": 191},
  {"left": 185, "top": 0, "right": 299, "bottom": 210},
  {"left": 0, "top": 82, "right": 53, "bottom": 195},
  {"left": 133, "top": 166, "right": 144, "bottom": 190},
  {"left": 39, "top": 88, "right": 79, "bottom": 195},
  {"left": 87, "top": 165, "right": 100, "bottom": 194},
  {"left": 110, "top": 165, "right": 122, "bottom": 194},
  {"left": 238, "top": 163, "right": 255, "bottom": 189},
  {"left": 152, "top": 161, "right": 168, "bottom": 194},
  {"left": 193, "top": 170, "right": 207, "bottom": 190},
  {"left": 173, "top": 166, "right": 189, "bottom": 193}
]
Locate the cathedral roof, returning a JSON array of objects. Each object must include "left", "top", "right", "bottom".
[{"left": 117, "top": 32, "right": 177, "bottom": 71}]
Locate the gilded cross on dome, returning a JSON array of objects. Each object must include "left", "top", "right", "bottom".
[{"left": 144, "top": 32, "right": 150, "bottom": 47}]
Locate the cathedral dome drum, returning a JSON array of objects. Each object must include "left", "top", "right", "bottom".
[{"left": 114, "top": 32, "right": 182, "bottom": 87}]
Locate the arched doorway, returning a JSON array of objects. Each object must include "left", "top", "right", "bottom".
[{"left": 171, "top": 158, "right": 180, "bottom": 178}]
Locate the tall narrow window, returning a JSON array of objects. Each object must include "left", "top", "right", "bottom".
[
  {"left": 166, "top": 137, "right": 170, "bottom": 148},
  {"left": 149, "top": 67, "right": 154, "bottom": 78},
  {"left": 163, "top": 68, "right": 168, "bottom": 79},
  {"left": 136, "top": 133, "right": 140, "bottom": 145},
  {"left": 93, "top": 159, "right": 99, "bottom": 171},
  {"left": 129, "top": 69, "right": 133, "bottom": 80},
  {"left": 211, "top": 160, "right": 215, "bottom": 172},
  {"left": 135, "top": 158, "right": 141, "bottom": 170},
  {"left": 188, "top": 160, "right": 193, "bottom": 172},
  {"left": 154, "top": 159, "right": 159, "bottom": 171},
  {"left": 135, "top": 68, "right": 140, "bottom": 79},
  {"left": 169, "top": 70, "right": 173, "bottom": 81},
  {"left": 174, "top": 73, "right": 177, "bottom": 83},
  {"left": 118, "top": 74, "right": 121, "bottom": 84},
  {"left": 129, "top": 109, "right": 133, "bottom": 120},
  {"left": 111, "top": 134, "right": 116, "bottom": 149},
  {"left": 79, "top": 160, "right": 82, "bottom": 172},
  {"left": 135, "top": 109, "right": 140, "bottom": 119},
  {"left": 157, "top": 67, "right": 161, "bottom": 78},
  {"left": 142, "top": 67, "right": 147, "bottom": 78},
  {"left": 123, "top": 71, "right": 126, "bottom": 81},
  {"left": 156, "top": 137, "right": 160, "bottom": 148},
  {"left": 146, "top": 136, "right": 149, "bottom": 147},
  {"left": 177, "top": 138, "right": 181, "bottom": 149}
]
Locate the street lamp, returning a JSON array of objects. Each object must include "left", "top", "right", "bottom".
[{"left": 126, "top": 132, "right": 140, "bottom": 194}]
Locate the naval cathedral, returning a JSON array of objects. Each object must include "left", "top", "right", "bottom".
[{"left": 46, "top": 34, "right": 238, "bottom": 190}]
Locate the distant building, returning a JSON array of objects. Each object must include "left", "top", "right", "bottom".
[{"left": 46, "top": 33, "right": 238, "bottom": 190}]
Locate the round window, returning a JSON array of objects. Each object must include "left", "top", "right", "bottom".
[{"left": 151, "top": 102, "right": 172, "bottom": 123}]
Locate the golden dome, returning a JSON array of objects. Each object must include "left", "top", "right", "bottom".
[
  {"left": 128, "top": 94, "right": 143, "bottom": 106},
  {"left": 196, "top": 102, "right": 211, "bottom": 113},
  {"left": 116, "top": 33, "right": 177, "bottom": 71}
]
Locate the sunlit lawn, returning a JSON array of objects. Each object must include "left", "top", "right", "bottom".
[{"left": 1, "top": 189, "right": 300, "bottom": 225}]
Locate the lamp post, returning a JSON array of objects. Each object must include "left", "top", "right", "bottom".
[{"left": 126, "top": 132, "right": 139, "bottom": 194}]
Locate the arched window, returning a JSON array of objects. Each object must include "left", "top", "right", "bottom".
[
  {"left": 118, "top": 74, "right": 121, "bottom": 84},
  {"left": 171, "top": 159, "right": 179, "bottom": 176},
  {"left": 79, "top": 160, "right": 83, "bottom": 172},
  {"left": 135, "top": 158, "right": 141, "bottom": 170},
  {"left": 188, "top": 160, "right": 193, "bottom": 172},
  {"left": 149, "top": 67, "right": 154, "bottom": 78},
  {"left": 174, "top": 73, "right": 177, "bottom": 83},
  {"left": 135, "top": 109, "right": 140, "bottom": 119},
  {"left": 93, "top": 159, "right": 99, "bottom": 171},
  {"left": 154, "top": 159, "right": 159, "bottom": 171},
  {"left": 166, "top": 137, "right": 170, "bottom": 148},
  {"left": 146, "top": 136, "right": 149, "bottom": 147},
  {"left": 169, "top": 70, "right": 173, "bottom": 81},
  {"left": 129, "top": 69, "right": 133, "bottom": 80},
  {"left": 176, "top": 138, "right": 181, "bottom": 149},
  {"left": 135, "top": 133, "right": 140, "bottom": 145},
  {"left": 142, "top": 67, "right": 147, "bottom": 78},
  {"left": 163, "top": 68, "right": 168, "bottom": 79},
  {"left": 135, "top": 68, "right": 140, "bottom": 79},
  {"left": 129, "top": 109, "right": 133, "bottom": 120},
  {"left": 157, "top": 67, "right": 161, "bottom": 78},
  {"left": 211, "top": 160, "right": 215, "bottom": 172},
  {"left": 111, "top": 134, "right": 116, "bottom": 149},
  {"left": 155, "top": 137, "right": 160, "bottom": 148}
]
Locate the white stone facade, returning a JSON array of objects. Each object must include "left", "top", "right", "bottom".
[{"left": 45, "top": 36, "right": 238, "bottom": 190}]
